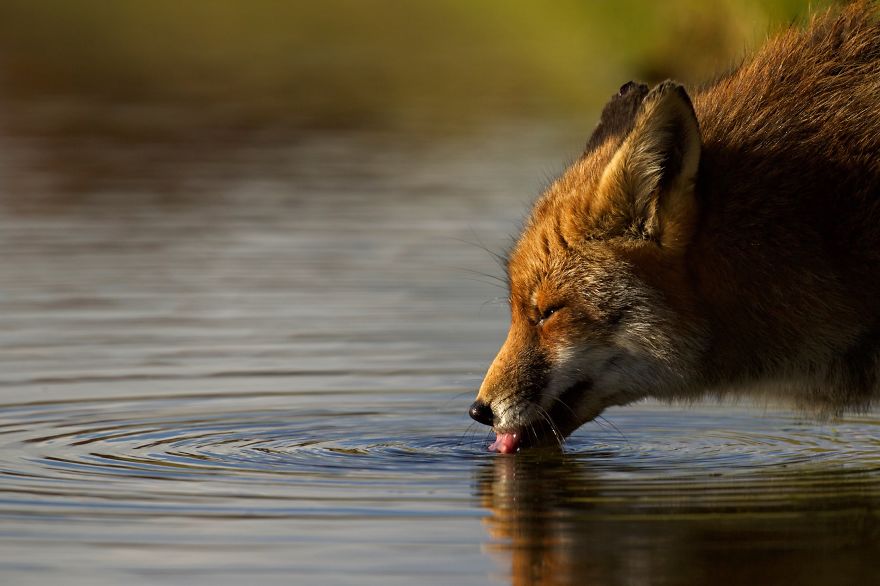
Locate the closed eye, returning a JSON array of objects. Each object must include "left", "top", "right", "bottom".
[{"left": 537, "top": 305, "right": 564, "bottom": 326}]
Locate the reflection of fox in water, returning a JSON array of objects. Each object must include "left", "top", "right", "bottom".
[
  {"left": 478, "top": 456, "right": 879, "bottom": 584},
  {"left": 469, "top": 3, "right": 880, "bottom": 453}
]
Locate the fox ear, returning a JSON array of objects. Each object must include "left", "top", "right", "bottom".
[
  {"left": 586, "top": 81, "right": 649, "bottom": 152},
  {"left": 591, "top": 81, "right": 701, "bottom": 250}
]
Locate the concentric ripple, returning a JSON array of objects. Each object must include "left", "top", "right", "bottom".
[
  {"left": 3, "top": 390, "right": 880, "bottom": 586},
  {"left": 1, "top": 390, "right": 492, "bottom": 520},
  {"left": 3, "top": 391, "right": 880, "bottom": 522}
]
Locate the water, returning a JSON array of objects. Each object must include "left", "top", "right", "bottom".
[{"left": 1, "top": 126, "right": 879, "bottom": 585}]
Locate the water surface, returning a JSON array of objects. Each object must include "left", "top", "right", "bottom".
[{"left": 1, "top": 128, "right": 878, "bottom": 585}]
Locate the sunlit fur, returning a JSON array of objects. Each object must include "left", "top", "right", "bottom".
[{"left": 475, "top": 2, "right": 880, "bottom": 447}]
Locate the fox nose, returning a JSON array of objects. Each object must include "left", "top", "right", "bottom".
[{"left": 468, "top": 400, "right": 495, "bottom": 426}]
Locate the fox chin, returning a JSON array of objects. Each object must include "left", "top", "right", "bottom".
[{"left": 469, "top": 3, "right": 880, "bottom": 453}]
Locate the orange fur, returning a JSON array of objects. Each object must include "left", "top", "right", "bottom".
[{"left": 471, "top": 2, "right": 880, "bottom": 450}]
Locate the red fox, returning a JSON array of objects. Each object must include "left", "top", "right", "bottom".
[{"left": 469, "top": 2, "right": 880, "bottom": 453}]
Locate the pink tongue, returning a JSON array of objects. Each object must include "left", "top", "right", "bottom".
[{"left": 488, "top": 432, "right": 521, "bottom": 454}]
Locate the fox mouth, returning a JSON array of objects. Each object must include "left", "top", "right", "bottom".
[
  {"left": 488, "top": 431, "right": 522, "bottom": 454},
  {"left": 489, "top": 380, "right": 592, "bottom": 454}
]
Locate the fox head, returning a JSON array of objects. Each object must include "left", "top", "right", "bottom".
[{"left": 470, "top": 81, "right": 709, "bottom": 452}]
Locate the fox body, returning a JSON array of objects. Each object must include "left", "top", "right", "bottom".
[{"left": 469, "top": 3, "right": 880, "bottom": 452}]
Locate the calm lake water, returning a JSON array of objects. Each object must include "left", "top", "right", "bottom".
[{"left": 1, "top": 124, "right": 879, "bottom": 585}]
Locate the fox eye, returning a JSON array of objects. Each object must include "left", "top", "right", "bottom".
[{"left": 537, "top": 304, "right": 563, "bottom": 326}]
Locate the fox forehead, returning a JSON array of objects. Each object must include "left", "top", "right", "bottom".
[
  {"left": 507, "top": 222, "right": 572, "bottom": 309},
  {"left": 533, "top": 137, "right": 620, "bottom": 225},
  {"left": 506, "top": 137, "right": 623, "bottom": 305}
]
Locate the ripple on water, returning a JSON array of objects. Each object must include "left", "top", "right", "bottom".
[
  {"left": 2, "top": 392, "right": 880, "bottom": 522},
  {"left": 1, "top": 390, "right": 494, "bottom": 520}
]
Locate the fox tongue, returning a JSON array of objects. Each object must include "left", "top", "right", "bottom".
[{"left": 488, "top": 432, "right": 521, "bottom": 454}]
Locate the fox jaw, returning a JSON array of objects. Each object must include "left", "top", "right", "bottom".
[{"left": 470, "top": 81, "right": 709, "bottom": 453}]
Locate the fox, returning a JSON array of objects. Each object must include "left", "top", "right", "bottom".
[{"left": 468, "top": 2, "right": 880, "bottom": 453}]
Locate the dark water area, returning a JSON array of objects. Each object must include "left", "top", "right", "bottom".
[{"left": 1, "top": 124, "right": 879, "bottom": 585}]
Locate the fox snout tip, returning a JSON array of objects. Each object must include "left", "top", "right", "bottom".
[{"left": 468, "top": 400, "right": 494, "bottom": 426}]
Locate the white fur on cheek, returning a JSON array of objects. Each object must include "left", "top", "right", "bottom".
[{"left": 541, "top": 342, "right": 618, "bottom": 408}]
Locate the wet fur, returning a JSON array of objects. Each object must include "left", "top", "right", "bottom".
[{"left": 475, "top": 2, "right": 880, "bottom": 444}]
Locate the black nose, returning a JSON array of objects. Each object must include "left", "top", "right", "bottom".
[{"left": 469, "top": 400, "right": 494, "bottom": 426}]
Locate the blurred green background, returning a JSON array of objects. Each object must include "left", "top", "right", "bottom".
[{"left": 0, "top": 0, "right": 834, "bottom": 141}]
